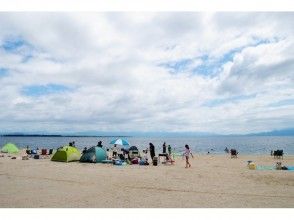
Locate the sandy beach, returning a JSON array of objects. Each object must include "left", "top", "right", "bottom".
[{"left": 0, "top": 153, "right": 293, "bottom": 208}]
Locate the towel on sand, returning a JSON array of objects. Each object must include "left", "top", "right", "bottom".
[{"left": 256, "top": 165, "right": 294, "bottom": 171}]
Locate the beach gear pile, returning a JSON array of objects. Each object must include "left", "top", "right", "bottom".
[{"left": 247, "top": 160, "right": 294, "bottom": 171}]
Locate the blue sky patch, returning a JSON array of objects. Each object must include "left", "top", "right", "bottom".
[
  {"left": 2, "top": 37, "right": 26, "bottom": 52},
  {"left": 1, "top": 36, "right": 34, "bottom": 62},
  {"left": 0, "top": 68, "right": 8, "bottom": 77},
  {"left": 192, "top": 54, "right": 221, "bottom": 76},
  {"left": 193, "top": 38, "right": 274, "bottom": 76},
  {"left": 22, "top": 84, "right": 71, "bottom": 97},
  {"left": 160, "top": 38, "right": 275, "bottom": 76}
]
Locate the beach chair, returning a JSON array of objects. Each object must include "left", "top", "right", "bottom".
[
  {"left": 230, "top": 149, "right": 238, "bottom": 158},
  {"left": 158, "top": 153, "right": 169, "bottom": 163},
  {"left": 41, "top": 149, "right": 47, "bottom": 155},
  {"left": 273, "top": 150, "right": 283, "bottom": 159}
]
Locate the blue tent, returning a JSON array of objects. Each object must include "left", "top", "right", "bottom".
[{"left": 80, "top": 146, "right": 107, "bottom": 163}]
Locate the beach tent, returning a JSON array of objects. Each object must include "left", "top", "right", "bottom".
[
  {"left": 51, "top": 146, "right": 81, "bottom": 162},
  {"left": 80, "top": 146, "right": 107, "bottom": 163},
  {"left": 1, "top": 143, "right": 19, "bottom": 154}
]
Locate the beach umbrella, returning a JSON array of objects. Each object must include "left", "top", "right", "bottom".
[{"left": 109, "top": 138, "right": 130, "bottom": 146}]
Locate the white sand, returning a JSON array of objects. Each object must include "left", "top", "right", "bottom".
[{"left": 0, "top": 153, "right": 293, "bottom": 207}]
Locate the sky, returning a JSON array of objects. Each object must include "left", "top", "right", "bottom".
[{"left": 0, "top": 12, "right": 293, "bottom": 134}]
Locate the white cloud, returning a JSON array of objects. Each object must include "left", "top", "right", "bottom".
[{"left": 0, "top": 12, "right": 293, "bottom": 134}]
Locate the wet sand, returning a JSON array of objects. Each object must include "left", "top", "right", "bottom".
[{"left": 0, "top": 153, "right": 293, "bottom": 208}]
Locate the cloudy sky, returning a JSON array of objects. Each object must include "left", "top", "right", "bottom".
[{"left": 0, "top": 12, "right": 293, "bottom": 134}]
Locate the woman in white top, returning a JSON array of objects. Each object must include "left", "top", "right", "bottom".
[{"left": 184, "top": 144, "right": 194, "bottom": 168}]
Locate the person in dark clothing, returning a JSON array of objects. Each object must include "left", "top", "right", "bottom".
[
  {"left": 168, "top": 144, "right": 172, "bottom": 155},
  {"left": 162, "top": 142, "right": 166, "bottom": 154},
  {"left": 149, "top": 143, "right": 155, "bottom": 160},
  {"left": 224, "top": 147, "right": 229, "bottom": 153},
  {"left": 26, "top": 145, "right": 31, "bottom": 155},
  {"left": 82, "top": 147, "right": 87, "bottom": 154},
  {"left": 97, "top": 141, "right": 103, "bottom": 147}
]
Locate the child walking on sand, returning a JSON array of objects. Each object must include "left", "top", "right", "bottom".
[{"left": 184, "top": 144, "right": 193, "bottom": 168}]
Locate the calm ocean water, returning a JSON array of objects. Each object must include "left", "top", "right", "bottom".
[{"left": 1, "top": 136, "right": 294, "bottom": 155}]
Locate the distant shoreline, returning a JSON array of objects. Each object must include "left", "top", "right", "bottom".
[{"left": 0, "top": 134, "right": 132, "bottom": 138}]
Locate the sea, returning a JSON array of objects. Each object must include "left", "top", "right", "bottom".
[{"left": 1, "top": 136, "right": 294, "bottom": 155}]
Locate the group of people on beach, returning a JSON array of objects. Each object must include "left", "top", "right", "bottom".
[
  {"left": 79, "top": 140, "right": 194, "bottom": 168},
  {"left": 106, "top": 142, "right": 194, "bottom": 168},
  {"left": 17, "top": 139, "right": 196, "bottom": 168},
  {"left": 148, "top": 142, "right": 194, "bottom": 168}
]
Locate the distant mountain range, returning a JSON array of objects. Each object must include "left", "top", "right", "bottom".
[
  {"left": 1, "top": 128, "right": 294, "bottom": 137},
  {"left": 245, "top": 128, "right": 294, "bottom": 136}
]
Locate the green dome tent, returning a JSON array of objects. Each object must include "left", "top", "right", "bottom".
[
  {"left": 1, "top": 143, "right": 19, "bottom": 154},
  {"left": 80, "top": 146, "right": 107, "bottom": 163},
  {"left": 51, "top": 146, "right": 81, "bottom": 162}
]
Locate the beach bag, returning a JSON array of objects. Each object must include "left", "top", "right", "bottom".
[
  {"left": 34, "top": 155, "right": 40, "bottom": 159},
  {"left": 22, "top": 156, "right": 29, "bottom": 160},
  {"left": 139, "top": 160, "right": 149, "bottom": 166},
  {"left": 131, "top": 158, "right": 139, "bottom": 164},
  {"left": 114, "top": 160, "right": 123, "bottom": 166}
]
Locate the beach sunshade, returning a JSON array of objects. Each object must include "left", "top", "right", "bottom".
[
  {"left": 51, "top": 146, "right": 81, "bottom": 162},
  {"left": 109, "top": 138, "right": 130, "bottom": 146},
  {"left": 80, "top": 146, "right": 107, "bottom": 163},
  {"left": 1, "top": 143, "right": 19, "bottom": 154}
]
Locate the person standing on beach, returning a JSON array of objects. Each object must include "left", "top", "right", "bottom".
[
  {"left": 149, "top": 143, "right": 155, "bottom": 160},
  {"left": 112, "top": 144, "right": 118, "bottom": 158},
  {"left": 184, "top": 144, "right": 193, "bottom": 168},
  {"left": 97, "top": 141, "right": 103, "bottom": 147},
  {"left": 168, "top": 145, "right": 172, "bottom": 156},
  {"left": 162, "top": 142, "right": 166, "bottom": 154}
]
